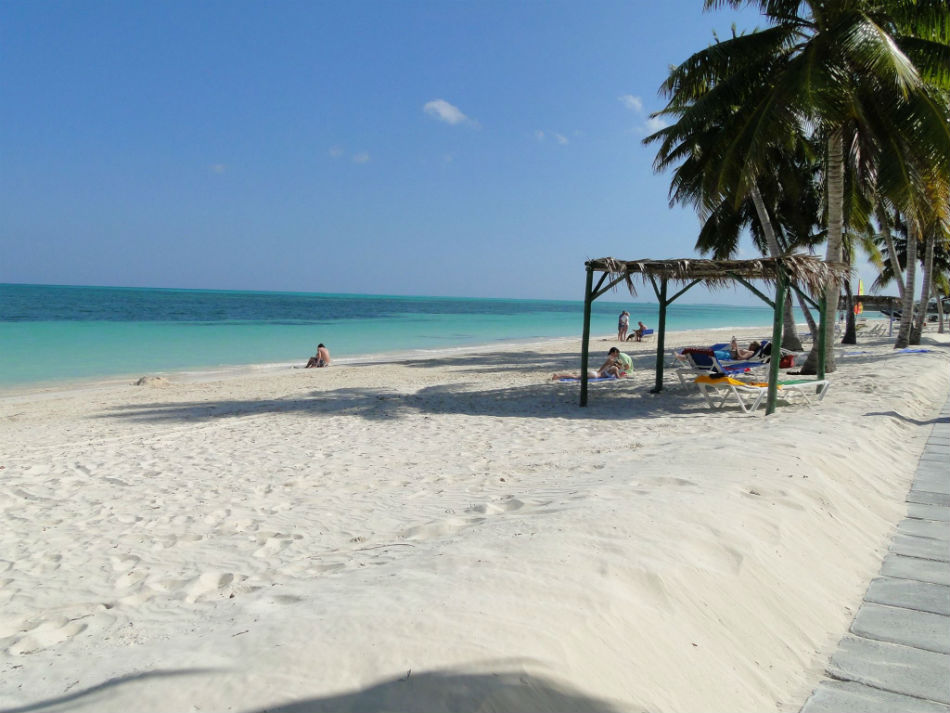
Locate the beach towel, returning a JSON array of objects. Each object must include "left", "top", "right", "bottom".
[{"left": 556, "top": 376, "right": 618, "bottom": 383}]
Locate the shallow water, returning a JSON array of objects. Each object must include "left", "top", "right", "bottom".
[{"left": 1, "top": 283, "right": 781, "bottom": 387}]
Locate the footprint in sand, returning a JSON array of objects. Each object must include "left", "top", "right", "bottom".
[
  {"left": 110, "top": 554, "right": 141, "bottom": 573},
  {"left": 184, "top": 572, "right": 239, "bottom": 603},
  {"left": 115, "top": 569, "right": 148, "bottom": 589},
  {"left": 6, "top": 619, "right": 88, "bottom": 655},
  {"left": 2, "top": 604, "right": 112, "bottom": 656},
  {"left": 253, "top": 533, "right": 300, "bottom": 558}
]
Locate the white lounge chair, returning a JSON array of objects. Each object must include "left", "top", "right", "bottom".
[{"left": 694, "top": 374, "right": 831, "bottom": 414}]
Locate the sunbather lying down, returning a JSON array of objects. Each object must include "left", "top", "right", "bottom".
[
  {"left": 551, "top": 369, "right": 614, "bottom": 380},
  {"left": 730, "top": 337, "right": 761, "bottom": 360}
]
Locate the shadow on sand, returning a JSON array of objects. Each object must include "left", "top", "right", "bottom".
[
  {"left": 863, "top": 411, "right": 950, "bottom": 427},
  {"left": 246, "top": 669, "right": 627, "bottom": 713},
  {"left": 99, "top": 348, "right": 708, "bottom": 424},
  {"left": 0, "top": 669, "right": 216, "bottom": 713},
  {"left": 4, "top": 667, "right": 626, "bottom": 713}
]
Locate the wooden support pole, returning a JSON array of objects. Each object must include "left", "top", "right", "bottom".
[
  {"left": 580, "top": 266, "right": 594, "bottom": 407},
  {"left": 817, "top": 294, "right": 827, "bottom": 383},
  {"left": 765, "top": 267, "right": 786, "bottom": 415},
  {"left": 652, "top": 277, "right": 668, "bottom": 394}
]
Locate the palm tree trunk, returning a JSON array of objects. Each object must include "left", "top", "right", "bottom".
[
  {"left": 842, "top": 279, "right": 856, "bottom": 344},
  {"left": 801, "top": 131, "right": 844, "bottom": 374},
  {"left": 750, "top": 185, "right": 803, "bottom": 351},
  {"left": 878, "top": 206, "right": 905, "bottom": 299},
  {"left": 934, "top": 284, "right": 945, "bottom": 334},
  {"left": 911, "top": 229, "right": 935, "bottom": 343},
  {"left": 895, "top": 221, "right": 917, "bottom": 348},
  {"left": 796, "top": 292, "right": 819, "bottom": 337}
]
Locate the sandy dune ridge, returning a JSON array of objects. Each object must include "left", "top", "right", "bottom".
[{"left": 1, "top": 324, "right": 947, "bottom": 712}]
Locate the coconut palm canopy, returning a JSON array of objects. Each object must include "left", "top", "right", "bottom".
[{"left": 587, "top": 254, "right": 849, "bottom": 298}]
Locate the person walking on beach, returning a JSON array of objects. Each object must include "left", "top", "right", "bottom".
[
  {"left": 305, "top": 343, "right": 331, "bottom": 368},
  {"left": 618, "top": 311, "right": 630, "bottom": 341}
]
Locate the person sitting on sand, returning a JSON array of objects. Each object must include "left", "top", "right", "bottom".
[
  {"left": 729, "top": 337, "right": 761, "bottom": 360},
  {"left": 551, "top": 347, "right": 632, "bottom": 380},
  {"left": 305, "top": 343, "right": 331, "bottom": 368},
  {"left": 599, "top": 346, "right": 632, "bottom": 377}
]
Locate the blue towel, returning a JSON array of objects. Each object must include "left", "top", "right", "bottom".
[
  {"left": 556, "top": 376, "right": 617, "bottom": 383},
  {"left": 898, "top": 348, "right": 932, "bottom": 353}
]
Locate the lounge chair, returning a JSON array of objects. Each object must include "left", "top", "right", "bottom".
[
  {"left": 670, "top": 342, "right": 728, "bottom": 368},
  {"left": 675, "top": 346, "right": 767, "bottom": 386},
  {"left": 694, "top": 374, "right": 831, "bottom": 414}
]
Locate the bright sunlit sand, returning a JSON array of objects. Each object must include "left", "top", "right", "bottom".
[{"left": 1, "top": 325, "right": 947, "bottom": 712}]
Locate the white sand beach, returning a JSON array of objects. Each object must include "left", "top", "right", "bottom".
[{"left": 1, "top": 324, "right": 947, "bottom": 712}]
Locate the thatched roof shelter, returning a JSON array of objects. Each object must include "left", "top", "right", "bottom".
[
  {"left": 847, "top": 294, "right": 900, "bottom": 312},
  {"left": 579, "top": 254, "right": 850, "bottom": 415},
  {"left": 588, "top": 254, "right": 846, "bottom": 298}
]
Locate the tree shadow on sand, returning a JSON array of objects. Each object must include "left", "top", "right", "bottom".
[
  {"left": 99, "top": 364, "right": 713, "bottom": 425},
  {"left": 3, "top": 667, "right": 628, "bottom": 713},
  {"left": 248, "top": 669, "right": 627, "bottom": 713},
  {"left": 0, "top": 668, "right": 216, "bottom": 713},
  {"left": 100, "top": 346, "right": 710, "bottom": 424},
  {"left": 863, "top": 411, "right": 950, "bottom": 426}
]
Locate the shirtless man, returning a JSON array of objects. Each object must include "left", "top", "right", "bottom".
[{"left": 305, "top": 343, "right": 331, "bottom": 368}]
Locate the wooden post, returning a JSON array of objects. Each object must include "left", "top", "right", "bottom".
[
  {"left": 817, "top": 294, "right": 827, "bottom": 383},
  {"left": 652, "top": 277, "right": 668, "bottom": 393},
  {"left": 580, "top": 266, "right": 594, "bottom": 407},
  {"left": 765, "top": 268, "right": 786, "bottom": 415}
]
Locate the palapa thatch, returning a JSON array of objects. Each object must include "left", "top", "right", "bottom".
[{"left": 587, "top": 254, "right": 850, "bottom": 297}]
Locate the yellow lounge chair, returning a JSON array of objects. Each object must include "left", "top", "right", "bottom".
[{"left": 694, "top": 374, "right": 831, "bottom": 414}]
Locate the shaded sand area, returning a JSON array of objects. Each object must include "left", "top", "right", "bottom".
[{"left": 1, "top": 325, "right": 948, "bottom": 712}]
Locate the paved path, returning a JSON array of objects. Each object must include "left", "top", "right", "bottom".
[{"left": 801, "top": 397, "right": 950, "bottom": 713}]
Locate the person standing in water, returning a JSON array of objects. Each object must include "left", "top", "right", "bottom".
[{"left": 305, "top": 343, "right": 331, "bottom": 368}]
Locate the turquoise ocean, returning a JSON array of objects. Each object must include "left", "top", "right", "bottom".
[{"left": 0, "top": 284, "right": 781, "bottom": 389}]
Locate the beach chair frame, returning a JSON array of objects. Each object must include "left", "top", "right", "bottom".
[
  {"left": 674, "top": 347, "right": 768, "bottom": 386},
  {"left": 695, "top": 376, "right": 831, "bottom": 414}
]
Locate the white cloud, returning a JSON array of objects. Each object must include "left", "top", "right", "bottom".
[
  {"left": 210, "top": 164, "right": 226, "bottom": 174},
  {"left": 619, "top": 94, "right": 643, "bottom": 113},
  {"left": 424, "top": 99, "right": 478, "bottom": 128},
  {"left": 553, "top": 132, "right": 568, "bottom": 145},
  {"left": 644, "top": 116, "right": 668, "bottom": 133},
  {"left": 534, "top": 129, "right": 545, "bottom": 141},
  {"left": 352, "top": 151, "right": 370, "bottom": 164},
  {"left": 328, "top": 146, "right": 344, "bottom": 158}
]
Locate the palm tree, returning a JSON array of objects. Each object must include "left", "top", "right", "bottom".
[
  {"left": 648, "top": 102, "right": 824, "bottom": 349},
  {"left": 648, "top": 0, "right": 950, "bottom": 373},
  {"left": 871, "top": 200, "right": 950, "bottom": 343}
]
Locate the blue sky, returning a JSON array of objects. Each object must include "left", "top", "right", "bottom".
[{"left": 1, "top": 1, "right": 870, "bottom": 304}]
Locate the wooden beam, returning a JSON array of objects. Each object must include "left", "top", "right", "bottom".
[
  {"left": 591, "top": 274, "right": 629, "bottom": 301},
  {"left": 765, "top": 267, "right": 786, "bottom": 415},
  {"left": 817, "top": 294, "right": 827, "bottom": 382},
  {"left": 652, "top": 277, "right": 669, "bottom": 393},
  {"left": 666, "top": 279, "right": 702, "bottom": 305},
  {"left": 727, "top": 273, "right": 774, "bottom": 308},
  {"left": 580, "top": 266, "right": 594, "bottom": 407}
]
